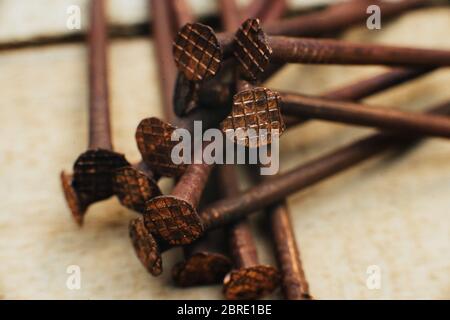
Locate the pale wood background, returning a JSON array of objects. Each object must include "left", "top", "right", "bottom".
[{"left": 0, "top": 1, "right": 449, "bottom": 299}]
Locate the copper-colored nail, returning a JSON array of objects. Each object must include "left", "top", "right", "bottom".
[
  {"left": 285, "top": 67, "right": 434, "bottom": 127},
  {"left": 218, "top": 165, "right": 280, "bottom": 300},
  {"left": 144, "top": 161, "right": 213, "bottom": 245},
  {"left": 174, "top": 0, "right": 428, "bottom": 81},
  {"left": 111, "top": 0, "right": 183, "bottom": 212},
  {"left": 220, "top": 87, "right": 285, "bottom": 147},
  {"left": 139, "top": 100, "right": 450, "bottom": 245},
  {"left": 172, "top": 231, "right": 232, "bottom": 287},
  {"left": 112, "top": 162, "right": 161, "bottom": 213},
  {"left": 235, "top": 18, "right": 450, "bottom": 80},
  {"left": 130, "top": 100, "right": 450, "bottom": 275},
  {"left": 61, "top": 0, "right": 130, "bottom": 226},
  {"left": 268, "top": 200, "right": 312, "bottom": 300},
  {"left": 280, "top": 90, "right": 450, "bottom": 138}
]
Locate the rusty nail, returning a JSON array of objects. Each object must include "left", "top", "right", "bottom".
[
  {"left": 234, "top": 18, "right": 450, "bottom": 80},
  {"left": 144, "top": 161, "right": 213, "bottom": 245},
  {"left": 137, "top": 100, "right": 450, "bottom": 245},
  {"left": 280, "top": 89, "right": 450, "bottom": 138},
  {"left": 129, "top": 100, "right": 450, "bottom": 276},
  {"left": 220, "top": 86, "right": 286, "bottom": 147},
  {"left": 171, "top": 231, "right": 232, "bottom": 287},
  {"left": 61, "top": 0, "right": 130, "bottom": 226},
  {"left": 285, "top": 67, "right": 434, "bottom": 127},
  {"left": 174, "top": 0, "right": 427, "bottom": 81},
  {"left": 268, "top": 200, "right": 312, "bottom": 300},
  {"left": 218, "top": 165, "right": 280, "bottom": 300}
]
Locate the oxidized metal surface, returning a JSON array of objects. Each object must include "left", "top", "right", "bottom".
[
  {"left": 129, "top": 218, "right": 163, "bottom": 276},
  {"left": 223, "top": 265, "right": 280, "bottom": 300},
  {"left": 173, "top": 23, "right": 222, "bottom": 81},
  {"left": 62, "top": 149, "right": 129, "bottom": 225},
  {"left": 60, "top": 171, "right": 86, "bottom": 226},
  {"left": 144, "top": 195, "right": 204, "bottom": 245},
  {"left": 113, "top": 166, "right": 161, "bottom": 214},
  {"left": 221, "top": 87, "right": 285, "bottom": 147},
  {"left": 172, "top": 252, "right": 232, "bottom": 287},
  {"left": 234, "top": 19, "right": 272, "bottom": 81},
  {"left": 135, "top": 117, "right": 187, "bottom": 178}
]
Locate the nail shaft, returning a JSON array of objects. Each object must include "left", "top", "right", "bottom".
[
  {"left": 151, "top": 0, "right": 178, "bottom": 121},
  {"left": 268, "top": 36, "right": 450, "bottom": 67},
  {"left": 281, "top": 92, "right": 450, "bottom": 139},
  {"left": 167, "top": 0, "right": 195, "bottom": 30},
  {"left": 269, "top": 200, "right": 311, "bottom": 299},
  {"left": 88, "top": 0, "right": 112, "bottom": 150},
  {"left": 61, "top": 0, "right": 130, "bottom": 225}
]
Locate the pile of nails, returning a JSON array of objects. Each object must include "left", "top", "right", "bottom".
[{"left": 61, "top": 0, "right": 450, "bottom": 300}]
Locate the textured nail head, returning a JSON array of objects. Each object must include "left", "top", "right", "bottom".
[
  {"left": 234, "top": 19, "right": 272, "bottom": 81},
  {"left": 129, "top": 218, "right": 163, "bottom": 276},
  {"left": 136, "top": 117, "right": 187, "bottom": 178},
  {"left": 113, "top": 166, "right": 161, "bottom": 213},
  {"left": 221, "top": 87, "right": 285, "bottom": 147},
  {"left": 173, "top": 23, "right": 222, "bottom": 82},
  {"left": 223, "top": 265, "right": 280, "bottom": 300},
  {"left": 61, "top": 149, "right": 129, "bottom": 225},
  {"left": 172, "top": 252, "right": 232, "bottom": 287},
  {"left": 144, "top": 195, "right": 204, "bottom": 245}
]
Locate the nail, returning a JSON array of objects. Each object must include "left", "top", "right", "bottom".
[
  {"left": 268, "top": 200, "right": 312, "bottom": 300},
  {"left": 235, "top": 18, "right": 450, "bottom": 80},
  {"left": 61, "top": 0, "right": 130, "bottom": 226},
  {"left": 172, "top": 232, "right": 232, "bottom": 287},
  {"left": 280, "top": 89, "right": 450, "bottom": 138},
  {"left": 174, "top": 0, "right": 427, "bottom": 81},
  {"left": 218, "top": 165, "right": 280, "bottom": 300},
  {"left": 144, "top": 161, "right": 213, "bottom": 245},
  {"left": 110, "top": 0, "right": 181, "bottom": 213},
  {"left": 130, "top": 100, "right": 450, "bottom": 275},
  {"left": 173, "top": 68, "right": 234, "bottom": 117},
  {"left": 136, "top": 104, "right": 228, "bottom": 177},
  {"left": 130, "top": 100, "right": 450, "bottom": 276},
  {"left": 151, "top": 0, "right": 178, "bottom": 121},
  {"left": 138, "top": 101, "right": 450, "bottom": 245},
  {"left": 171, "top": 0, "right": 286, "bottom": 117},
  {"left": 285, "top": 67, "right": 434, "bottom": 128},
  {"left": 112, "top": 162, "right": 161, "bottom": 213},
  {"left": 220, "top": 87, "right": 286, "bottom": 147}
]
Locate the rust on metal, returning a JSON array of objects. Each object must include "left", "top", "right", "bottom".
[
  {"left": 61, "top": 149, "right": 129, "bottom": 225},
  {"left": 129, "top": 218, "right": 165, "bottom": 276},
  {"left": 234, "top": 19, "right": 271, "bottom": 81},
  {"left": 236, "top": 18, "right": 450, "bottom": 80},
  {"left": 135, "top": 117, "right": 187, "bottom": 178},
  {"left": 221, "top": 87, "right": 285, "bottom": 147},
  {"left": 144, "top": 195, "right": 204, "bottom": 245},
  {"left": 173, "top": 23, "right": 222, "bottom": 81},
  {"left": 223, "top": 265, "right": 280, "bottom": 300},
  {"left": 113, "top": 165, "right": 161, "bottom": 213},
  {"left": 270, "top": 200, "right": 312, "bottom": 300},
  {"left": 172, "top": 252, "right": 232, "bottom": 287}
]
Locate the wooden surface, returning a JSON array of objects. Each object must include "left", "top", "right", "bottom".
[{"left": 0, "top": 2, "right": 449, "bottom": 299}]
